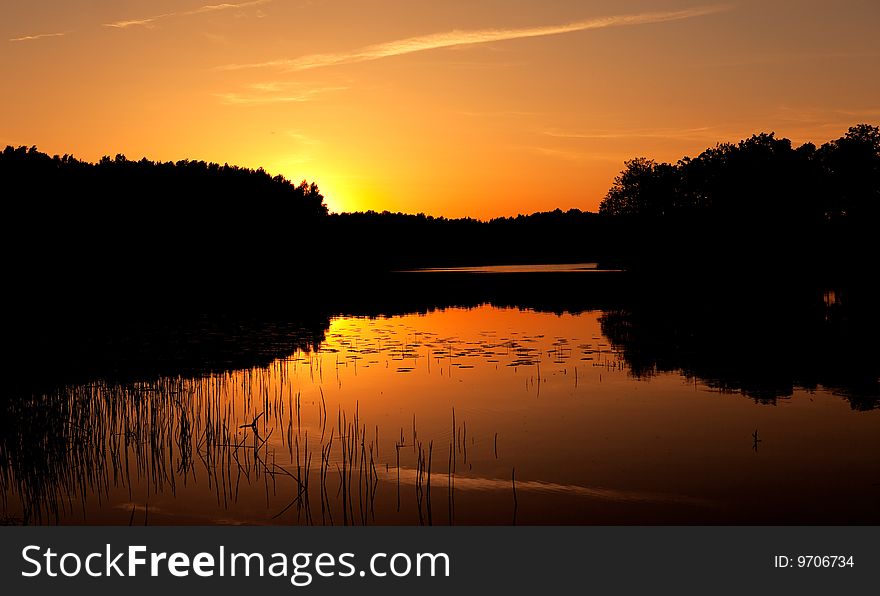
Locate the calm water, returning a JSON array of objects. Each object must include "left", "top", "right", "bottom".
[
  {"left": 3, "top": 300, "right": 878, "bottom": 525},
  {"left": 405, "top": 263, "right": 606, "bottom": 273}
]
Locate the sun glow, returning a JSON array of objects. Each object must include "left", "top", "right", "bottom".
[{"left": 3, "top": 1, "right": 878, "bottom": 217}]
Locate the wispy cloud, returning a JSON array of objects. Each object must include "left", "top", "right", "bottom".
[
  {"left": 458, "top": 110, "right": 542, "bottom": 118},
  {"left": 104, "top": 0, "right": 271, "bottom": 29},
  {"left": 775, "top": 104, "right": 880, "bottom": 124},
  {"left": 221, "top": 4, "right": 729, "bottom": 71},
  {"left": 524, "top": 146, "right": 624, "bottom": 162},
  {"left": 216, "top": 81, "right": 347, "bottom": 105},
  {"left": 9, "top": 31, "right": 67, "bottom": 42},
  {"left": 710, "top": 50, "right": 880, "bottom": 69},
  {"left": 216, "top": 92, "right": 321, "bottom": 105},
  {"left": 103, "top": 14, "right": 176, "bottom": 29},
  {"left": 281, "top": 129, "right": 320, "bottom": 145},
  {"left": 543, "top": 126, "right": 723, "bottom": 142}
]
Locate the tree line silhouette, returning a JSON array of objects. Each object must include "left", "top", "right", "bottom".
[
  {"left": 2, "top": 146, "right": 330, "bottom": 316},
  {"left": 3, "top": 123, "right": 878, "bottom": 312},
  {"left": 1, "top": 146, "right": 326, "bottom": 219},
  {"left": 599, "top": 124, "right": 879, "bottom": 222},
  {"left": 3, "top": 128, "right": 878, "bottom": 407}
]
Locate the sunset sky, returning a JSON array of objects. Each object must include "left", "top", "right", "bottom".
[{"left": 3, "top": 0, "right": 879, "bottom": 217}]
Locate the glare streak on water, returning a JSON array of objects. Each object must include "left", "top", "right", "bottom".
[
  {"left": 401, "top": 262, "right": 606, "bottom": 273},
  {"left": 384, "top": 468, "right": 714, "bottom": 507}
]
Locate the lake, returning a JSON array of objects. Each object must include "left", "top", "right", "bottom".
[{"left": 2, "top": 270, "right": 878, "bottom": 525}]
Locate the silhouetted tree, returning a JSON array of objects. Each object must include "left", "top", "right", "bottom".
[
  {"left": 599, "top": 124, "right": 879, "bottom": 225},
  {"left": 0, "top": 146, "right": 330, "bottom": 309},
  {"left": 599, "top": 158, "right": 681, "bottom": 217},
  {"left": 816, "top": 124, "right": 880, "bottom": 220},
  {"left": 0, "top": 146, "right": 328, "bottom": 220}
]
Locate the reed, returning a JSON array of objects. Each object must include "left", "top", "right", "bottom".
[{"left": 2, "top": 344, "right": 519, "bottom": 527}]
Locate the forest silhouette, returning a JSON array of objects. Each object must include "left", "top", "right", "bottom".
[
  {"left": 3, "top": 127, "right": 879, "bottom": 449},
  {"left": 4, "top": 124, "right": 877, "bottom": 294},
  {"left": 599, "top": 124, "right": 880, "bottom": 221}
]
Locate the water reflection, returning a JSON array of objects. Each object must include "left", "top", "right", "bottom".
[
  {"left": 405, "top": 262, "right": 605, "bottom": 274},
  {"left": 2, "top": 279, "right": 879, "bottom": 524},
  {"left": 600, "top": 286, "right": 879, "bottom": 408}
]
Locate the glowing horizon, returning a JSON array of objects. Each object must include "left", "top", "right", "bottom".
[{"left": 3, "top": 0, "right": 879, "bottom": 217}]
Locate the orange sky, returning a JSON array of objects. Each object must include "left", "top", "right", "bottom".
[{"left": 3, "top": 0, "right": 879, "bottom": 217}]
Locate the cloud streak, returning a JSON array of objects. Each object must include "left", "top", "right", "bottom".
[
  {"left": 221, "top": 4, "right": 729, "bottom": 71},
  {"left": 543, "top": 126, "right": 723, "bottom": 141},
  {"left": 103, "top": 14, "right": 176, "bottom": 29},
  {"left": 104, "top": 0, "right": 271, "bottom": 29},
  {"left": 216, "top": 82, "right": 348, "bottom": 105},
  {"left": 9, "top": 31, "right": 67, "bottom": 42}
]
